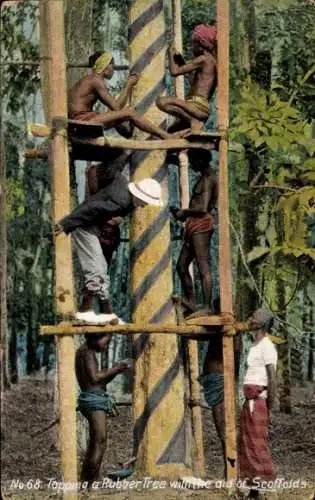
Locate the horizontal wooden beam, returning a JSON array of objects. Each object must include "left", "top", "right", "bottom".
[
  {"left": 24, "top": 148, "right": 48, "bottom": 159},
  {"left": 40, "top": 320, "right": 234, "bottom": 336},
  {"left": 185, "top": 314, "right": 225, "bottom": 326},
  {"left": 71, "top": 136, "right": 218, "bottom": 151},
  {"left": 28, "top": 122, "right": 221, "bottom": 151},
  {"left": 1, "top": 60, "right": 129, "bottom": 71},
  {"left": 24, "top": 137, "right": 216, "bottom": 158}
]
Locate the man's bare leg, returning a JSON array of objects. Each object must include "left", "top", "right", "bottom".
[
  {"left": 212, "top": 400, "right": 227, "bottom": 478},
  {"left": 81, "top": 410, "right": 107, "bottom": 485},
  {"left": 90, "top": 108, "right": 170, "bottom": 139},
  {"left": 176, "top": 240, "right": 197, "bottom": 312},
  {"left": 156, "top": 96, "right": 208, "bottom": 133},
  {"left": 192, "top": 231, "right": 212, "bottom": 309}
]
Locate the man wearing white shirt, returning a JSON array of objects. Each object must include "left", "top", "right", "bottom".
[{"left": 239, "top": 308, "right": 278, "bottom": 494}]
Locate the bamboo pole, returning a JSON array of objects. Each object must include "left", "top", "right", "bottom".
[
  {"left": 40, "top": 1, "right": 77, "bottom": 497},
  {"left": 40, "top": 323, "right": 224, "bottom": 336},
  {"left": 40, "top": 314, "right": 230, "bottom": 336},
  {"left": 0, "top": 60, "right": 129, "bottom": 71},
  {"left": 216, "top": 0, "right": 237, "bottom": 485},
  {"left": 172, "top": 0, "right": 204, "bottom": 478}
]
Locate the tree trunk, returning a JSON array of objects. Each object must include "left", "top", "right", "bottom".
[
  {"left": 0, "top": 129, "right": 11, "bottom": 391},
  {"left": 64, "top": 0, "right": 95, "bottom": 88}
]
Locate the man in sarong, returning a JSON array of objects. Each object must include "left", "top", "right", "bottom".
[
  {"left": 171, "top": 149, "right": 218, "bottom": 312},
  {"left": 75, "top": 333, "right": 131, "bottom": 484},
  {"left": 156, "top": 24, "right": 217, "bottom": 134},
  {"left": 68, "top": 51, "right": 176, "bottom": 139},
  {"left": 198, "top": 300, "right": 245, "bottom": 478},
  {"left": 239, "top": 308, "right": 278, "bottom": 496}
]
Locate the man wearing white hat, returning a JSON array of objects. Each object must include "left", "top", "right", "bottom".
[{"left": 54, "top": 164, "right": 163, "bottom": 325}]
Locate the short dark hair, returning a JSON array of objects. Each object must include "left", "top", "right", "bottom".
[
  {"left": 188, "top": 148, "right": 212, "bottom": 168},
  {"left": 88, "top": 51, "right": 104, "bottom": 68},
  {"left": 85, "top": 333, "right": 109, "bottom": 347}
]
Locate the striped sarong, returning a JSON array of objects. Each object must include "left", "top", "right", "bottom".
[{"left": 239, "top": 384, "right": 276, "bottom": 482}]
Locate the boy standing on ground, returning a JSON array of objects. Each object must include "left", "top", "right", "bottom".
[{"left": 76, "top": 333, "right": 131, "bottom": 484}]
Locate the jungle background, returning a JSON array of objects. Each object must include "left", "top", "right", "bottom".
[{"left": 1, "top": 0, "right": 315, "bottom": 498}]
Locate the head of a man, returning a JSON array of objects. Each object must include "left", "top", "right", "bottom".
[
  {"left": 249, "top": 308, "right": 274, "bottom": 341},
  {"left": 188, "top": 148, "right": 212, "bottom": 173},
  {"left": 89, "top": 51, "right": 114, "bottom": 79},
  {"left": 128, "top": 178, "right": 163, "bottom": 208},
  {"left": 85, "top": 333, "right": 112, "bottom": 352},
  {"left": 192, "top": 24, "right": 217, "bottom": 55}
]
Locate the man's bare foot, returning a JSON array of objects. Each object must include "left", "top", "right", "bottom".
[
  {"left": 180, "top": 296, "right": 197, "bottom": 313},
  {"left": 191, "top": 118, "right": 204, "bottom": 134}
]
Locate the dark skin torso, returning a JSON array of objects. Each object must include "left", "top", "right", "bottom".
[
  {"left": 203, "top": 333, "right": 224, "bottom": 373},
  {"left": 68, "top": 74, "right": 109, "bottom": 117},
  {"left": 203, "top": 332, "right": 242, "bottom": 375},
  {"left": 189, "top": 52, "right": 217, "bottom": 100},
  {"left": 189, "top": 170, "right": 218, "bottom": 214},
  {"left": 75, "top": 344, "right": 106, "bottom": 391}
]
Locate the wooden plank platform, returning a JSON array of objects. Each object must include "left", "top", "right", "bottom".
[{"left": 70, "top": 136, "right": 218, "bottom": 151}]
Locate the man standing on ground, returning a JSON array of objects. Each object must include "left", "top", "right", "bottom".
[
  {"left": 239, "top": 308, "right": 278, "bottom": 497},
  {"left": 76, "top": 333, "right": 131, "bottom": 484}
]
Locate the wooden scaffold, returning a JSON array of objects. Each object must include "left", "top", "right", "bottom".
[{"left": 20, "top": 0, "right": 239, "bottom": 497}]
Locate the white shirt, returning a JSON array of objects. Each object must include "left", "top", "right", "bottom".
[{"left": 244, "top": 336, "right": 277, "bottom": 389}]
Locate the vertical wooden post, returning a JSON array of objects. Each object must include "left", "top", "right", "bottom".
[
  {"left": 216, "top": 0, "right": 237, "bottom": 484},
  {"left": 129, "top": 0, "right": 191, "bottom": 477},
  {"left": 172, "top": 0, "right": 205, "bottom": 478},
  {"left": 40, "top": 1, "right": 77, "bottom": 497}
]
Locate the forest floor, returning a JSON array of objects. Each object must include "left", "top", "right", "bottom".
[{"left": 1, "top": 376, "right": 315, "bottom": 500}]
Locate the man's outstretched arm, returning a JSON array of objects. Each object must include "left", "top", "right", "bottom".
[
  {"left": 168, "top": 47, "right": 205, "bottom": 76},
  {"left": 85, "top": 351, "right": 129, "bottom": 384}
]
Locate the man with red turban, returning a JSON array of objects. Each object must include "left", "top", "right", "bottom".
[{"left": 156, "top": 23, "right": 217, "bottom": 135}]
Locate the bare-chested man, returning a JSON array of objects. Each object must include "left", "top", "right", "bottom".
[
  {"left": 156, "top": 24, "right": 217, "bottom": 134},
  {"left": 187, "top": 302, "right": 245, "bottom": 478},
  {"left": 199, "top": 305, "right": 244, "bottom": 478},
  {"left": 75, "top": 333, "right": 131, "bottom": 484},
  {"left": 68, "top": 51, "right": 173, "bottom": 139},
  {"left": 171, "top": 149, "right": 218, "bottom": 313}
]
